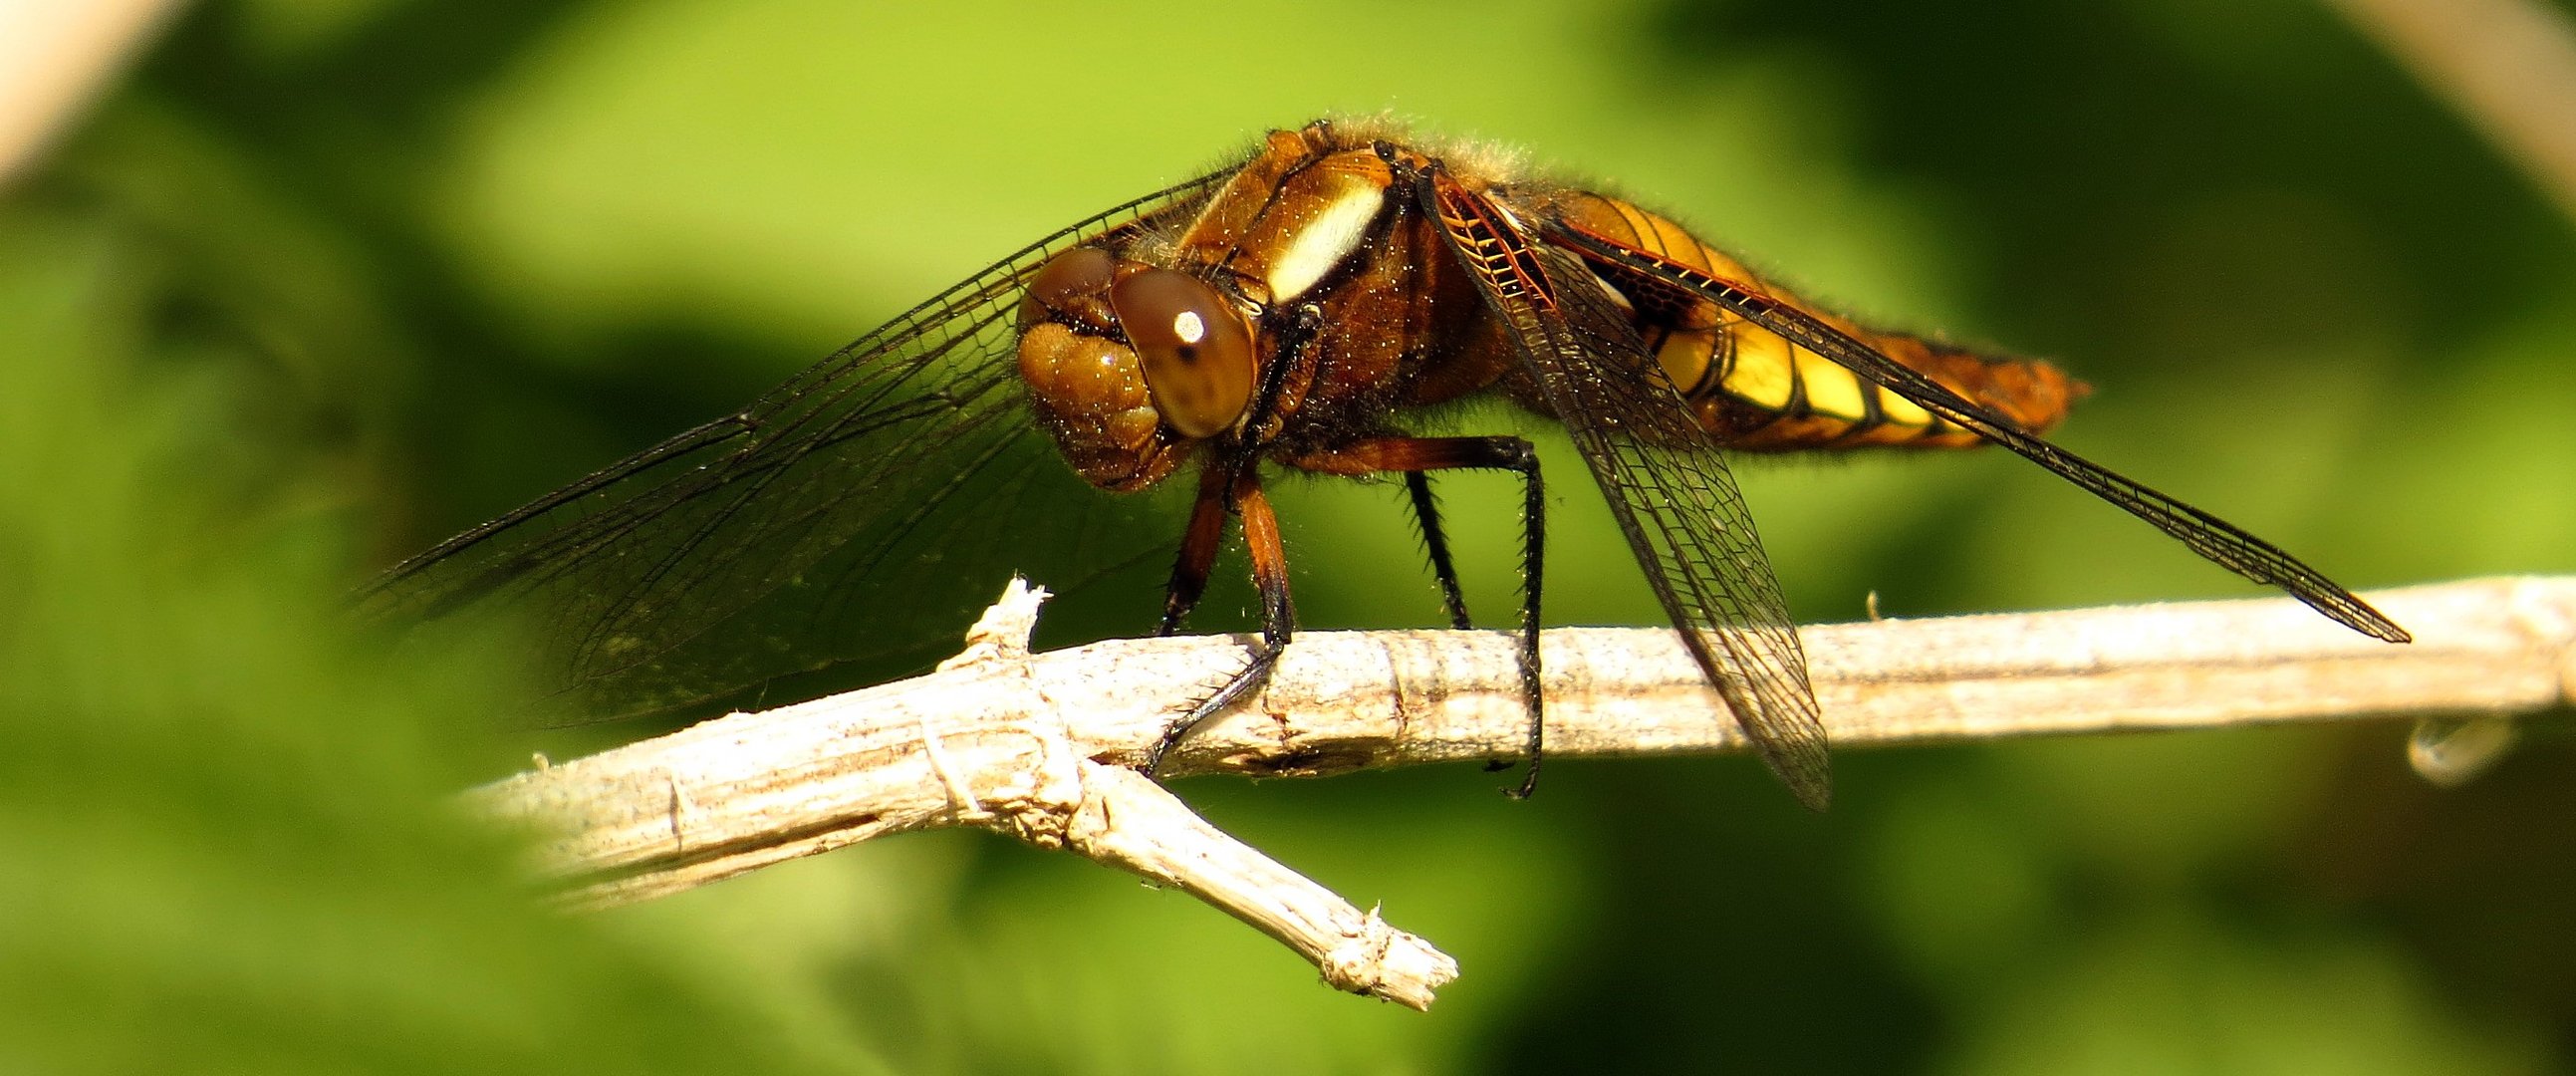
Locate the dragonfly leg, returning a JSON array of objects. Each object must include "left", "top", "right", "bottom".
[
  {"left": 1288, "top": 435, "right": 1545, "bottom": 795},
  {"left": 1145, "top": 302, "right": 1330, "bottom": 772},
  {"left": 1404, "top": 471, "right": 1474, "bottom": 630},
  {"left": 1506, "top": 441, "right": 1546, "bottom": 797},
  {"left": 1148, "top": 468, "right": 1295, "bottom": 775},
  {"left": 1158, "top": 298, "right": 1321, "bottom": 641},
  {"left": 1157, "top": 463, "right": 1233, "bottom": 637}
]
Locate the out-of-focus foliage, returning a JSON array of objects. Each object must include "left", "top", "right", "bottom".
[{"left": 1, "top": 0, "right": 2568, "bottom": 1071}]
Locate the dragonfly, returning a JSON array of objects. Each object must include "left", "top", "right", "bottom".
[{"left": 361, "top": 119, "right": 2411, "bottom": 809}]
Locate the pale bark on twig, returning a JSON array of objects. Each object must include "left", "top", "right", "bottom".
[{"left": 464, "top": 576, "right": 2574, "bottom": 1009}]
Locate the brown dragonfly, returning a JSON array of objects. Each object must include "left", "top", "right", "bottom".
[{"left": 362, "top": 119, "right": 2409, "bottom": 809}]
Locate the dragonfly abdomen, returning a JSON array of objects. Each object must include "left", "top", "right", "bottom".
[{"left": 1552, "top": 192, "right": 2084, "bottom": 451}]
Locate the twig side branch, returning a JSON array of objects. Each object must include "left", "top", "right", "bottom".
[{"left": 465, "top": 576, "right": 2575, "bottom": 1008}]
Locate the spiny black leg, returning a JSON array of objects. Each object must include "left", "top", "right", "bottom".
[
  {"left": 1282, "top": 434, "right": 1548, "bottom": 795},
  {"left": 1501, "top": 437, "right": 1546, "bottom": 799},
  {"left": 1147, "top": 472, "right": 1295, "bottom": 777},
  {"left": 1405, "top": 470, "right": 1474, "bottom": 630},
  {"left": 1148, "top": 610, "right": 1289, "bottom": 774}
]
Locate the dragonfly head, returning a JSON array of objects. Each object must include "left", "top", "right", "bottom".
[{"left": 1016, "top": 247, "right": 1259, "bottom": 491}]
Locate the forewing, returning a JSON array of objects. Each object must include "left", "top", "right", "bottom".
[
  {"left": 1545, "top": 223, "right": 2410, "bottom": 645},
  {"left": 359, "top": 174, "right": 1230, "bottom": 724},
  {"left": 1417, "top": 171, "right": 1833, "bottom": 810}
]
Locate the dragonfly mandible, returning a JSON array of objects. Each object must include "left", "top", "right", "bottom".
[{"left": 362, "top": 119, "right": 2410, "bottom": 809}]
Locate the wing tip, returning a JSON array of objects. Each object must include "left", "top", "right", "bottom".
[
  {"left": 1761, "top": 749, "right": 1835, "bottom": 813},
  {"left": 2316, "top": 593, "right": 2413, "bottom": 645},
  {"left": 2356, "top": 607, "right": 2414, "bottom": 644},
  {"left": 1782, "top": 769, "right": 1834, "bottom": 812}
]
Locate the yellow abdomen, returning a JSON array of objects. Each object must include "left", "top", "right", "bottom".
[{"left": 1553, "top": 193, "right": 2084, "bottom": 451}]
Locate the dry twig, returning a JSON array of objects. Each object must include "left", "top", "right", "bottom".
[{"left": 465, "top": 576, "right": 2574, "bottom": 1009}]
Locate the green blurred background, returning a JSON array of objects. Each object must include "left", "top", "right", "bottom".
[{"left": 3, "top": 0, "right": 2571, "bottom": 1071}]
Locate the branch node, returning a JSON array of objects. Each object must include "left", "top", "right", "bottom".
[{"left": 937, "top": 576, "right": 1047, "bottom": 672}]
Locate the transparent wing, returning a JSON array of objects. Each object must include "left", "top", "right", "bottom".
[
  {"left": 1417, "top": 171, "right": 1833, "bottom": 809},
  {"left": 1544, "top": 222, "right": 2411, "bottom": 645},
  {"left": 359, "top": 173, "right": 1232, "bottom": 724}
]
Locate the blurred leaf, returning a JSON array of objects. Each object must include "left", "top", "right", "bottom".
[{"left": 0, "top": 206, "right": 871, "bottom": 1072}]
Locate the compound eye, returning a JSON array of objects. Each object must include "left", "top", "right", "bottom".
[
  {"left": 1109, "top": 268, "right": 1257, "bottom": 439},
  {"left": 1018, "top": 247, "right": 1118, "bottom": 328}
]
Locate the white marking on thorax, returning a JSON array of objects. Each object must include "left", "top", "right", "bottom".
[{"left": 1266, "top": 185, "right": 1385, "bottom": 301}]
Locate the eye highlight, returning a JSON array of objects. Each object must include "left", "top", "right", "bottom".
[{"left": 1109, "top": 269, "right": 1257, "bottom": 439}]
